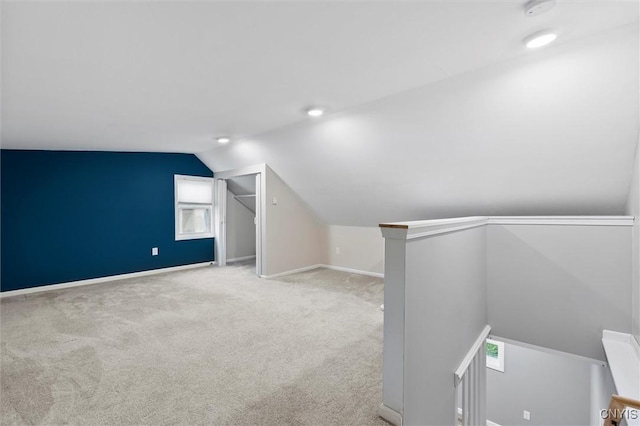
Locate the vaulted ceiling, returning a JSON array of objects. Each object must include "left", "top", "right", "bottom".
[{"left": 2, "top": 1, "right": 639, "bottom": 225}]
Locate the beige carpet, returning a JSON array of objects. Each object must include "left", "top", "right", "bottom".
[{"left": 1, "top": 261, "right": 388, "bottom": 426}]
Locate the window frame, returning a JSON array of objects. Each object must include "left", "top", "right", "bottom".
[
  {"left": 486, "top": 338, "right": 505, "bottom": 372},
  {"left": 174, "top": 174, "right": 214, "bottom": 241}
]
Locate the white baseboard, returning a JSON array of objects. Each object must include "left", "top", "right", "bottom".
[
  {"left": 457, "top": 408, "right": 501, "bottom": 426},
  {"left": 378, "top": 403, "right": 402, "bottom": 426},
  {"left": 227, "top": 255, "right": 256, "bottom": 263},
  {"left": 0, "top": 261, "right": 216, "bottom": 299},
  {"left": 261, "top": 264, "right": 323, "bottom": 279},
  {"left": 261, "top": 263, "right": 384, "bottom": 280},
  {"left": 319, "top": 264, "right": 384, "bottom": 278}
]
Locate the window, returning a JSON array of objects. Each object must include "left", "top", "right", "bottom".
[
  {"left": 175, "top": 175, "right": 214, "bottom": 240},
  {"left": 486, "top": 338, "right": 505, "bottom": 372}
]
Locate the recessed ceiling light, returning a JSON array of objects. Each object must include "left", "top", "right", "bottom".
[
  {"left": 305, "top": 107, "right": 325, "bottom": 117},
  {"left": 216, "top": 137, "right": 231, "bottom": 144},
  {"left": 524, "top": 30, "right": 557, "bottom": 49}
]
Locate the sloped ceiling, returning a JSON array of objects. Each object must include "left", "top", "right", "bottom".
[
  {"left": 2, "top": 2, "right": 639, "bottom": 226},
  {"left": 199, "top": 24, "right": 639, "bottom": 225},
  {"left": 227, "top": 175, "right": 257, "bottom": 214}
]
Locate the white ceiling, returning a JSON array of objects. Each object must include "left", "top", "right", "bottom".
[
  {"left": 2, "top": 1, "right": 637, "bottom": 152},
  {"left": 2, "top": 1, "right": 639, "bottom": 225}
]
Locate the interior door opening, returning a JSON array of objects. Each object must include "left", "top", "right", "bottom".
[
  {"left": 214, "top": 166, "right": 264, "bottom": 277},
  {"left": 225, "top": 175, "right": 257, "bottom": 271}
]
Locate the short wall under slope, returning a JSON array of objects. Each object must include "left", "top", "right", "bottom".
[
  {"left": 327, "top": 225, "right": 384, "bottom": 276},
  {"left": 265, "top": 167, "right": 328, "bottom": 276}
]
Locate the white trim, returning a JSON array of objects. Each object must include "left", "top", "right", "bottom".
[
  {"left": 380, "top": 216, "right": 488, "bottom": 240},
  {"left": 212, "top": 164, "right": 266, "bottom": 277},
  {"left": 213, "top": 164, "right": 266, "bottom": 180},
  {"left": 214, "top": 178, "right": 228, "bottom": 266},
  {"left": 378, "top": 403, "right": 402, "bottom": 426},
  {"left": 488, "top": 216, "right": 634, "bottom": 226},
  {"left": 602, "top": 330, "right": 640, "bottom": 399},
  {"left": 380, "top": 217, "right": 488, "bottom": 240},
  {"left": 262, "top": 264, "right": 384, "bottom": 280},
  {"left": 486, "top": 338, "right": 505, "bottom": 373},
  {"left": 456, "top": 408, "right": 501, "bottom": 426},
  {"left": 380, "top": 216, "right": 634, "bottom": 242},
  {"left": 256, "top": 172, "right": 265, "bottom": 277},
  {"left": 494, "top": 335, "right": 608, "bottom": 366},
  {"left": 174, "top": 174, "right": 215, "bottom": 241},
  {"left": 319, "top": 264, "right": 384, "bottom": 278},
  {"left": 0, "top": 262, "right": 215, "bottom": 299},
  {"left": 227, "top": 255, "right": 256, "bottom": 263},
  {"left": 455, "top": 325, "right": 491, "bottom": 386},
  {"left": 261, "top": 264, "right": 323, "bottom": 279}
]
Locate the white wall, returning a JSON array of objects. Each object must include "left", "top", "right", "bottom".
[
  {"left": 265, "top": 166, "right": 328, "bottom": 276},
  {"left": 327, "top": 225, "right": 383, "bottom": 275},
  {"left": 487, "top": 223, "right": 632, "bottom": 361},
  {"left": 381, "top": 220, "right": 487, "bottom": 425},
  {"left": 226, "top": 189, "right": 256, "bottom": 261},
  {"left": 626, "top": 137, "right": 640, "bottom": 345},
  {"left": 486, "top": 339, "right": 614, "bottom": 426}
]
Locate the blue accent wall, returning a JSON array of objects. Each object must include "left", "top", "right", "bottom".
[{"left": 1, "top": 150, "right": 214, "bottom": 292}]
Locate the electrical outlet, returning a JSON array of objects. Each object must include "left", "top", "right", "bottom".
[
  {"left": 523, "top": 410, "right": 530, "bottom": 421},
  {"left": 335, "top": 247, "right": 341, "bottom": 255},
  {"left": 152, "top": 247, "right": 158, "bottom": 256}
]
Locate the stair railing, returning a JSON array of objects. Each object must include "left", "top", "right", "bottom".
[{"left": 455, "top": 325, "right": 491, "bottom": 426}]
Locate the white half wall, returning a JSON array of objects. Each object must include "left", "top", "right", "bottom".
[
  {"left": 265, "top": 166, "right": 328, "bottom": 276},
  {"left": 327, "top": 225, "right": 383, "bottom": 275},
  {"left": 403, "top": 226, "right": 487, "bottom": 425},
  {"left": 626, "top": 136, "right": 640, "bottom": 346},
  {"left": 226, "top": 189, "right": 256, "bottom": 261},
  {"left": 381, "top": 218, "right": 488, "bottom": 425},
  {"left": 487, "top": 223, "right": 632, "bottom": 361}
]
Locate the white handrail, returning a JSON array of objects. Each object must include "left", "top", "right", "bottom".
[{"left": 455, "top": 325, "right": 491, "bottom": 386}]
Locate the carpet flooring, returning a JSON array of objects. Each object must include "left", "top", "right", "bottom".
[{"left": 0, "top": 262, "right": 388, "bottom": 426}]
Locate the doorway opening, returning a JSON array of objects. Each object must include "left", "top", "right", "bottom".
[{"left": 214, "top": 165, "right": 265, "bottom": 276}]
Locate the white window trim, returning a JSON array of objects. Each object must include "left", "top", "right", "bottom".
[
  {"left": 486, "top": 338, "right": 505, "bottom": 373},
  {"left": 175, "top": 174, "right": 214, "bottom": 241}
]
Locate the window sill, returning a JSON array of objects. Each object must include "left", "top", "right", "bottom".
[{"left": 175, "top": 234, "right": 214, "bottom": 241}]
